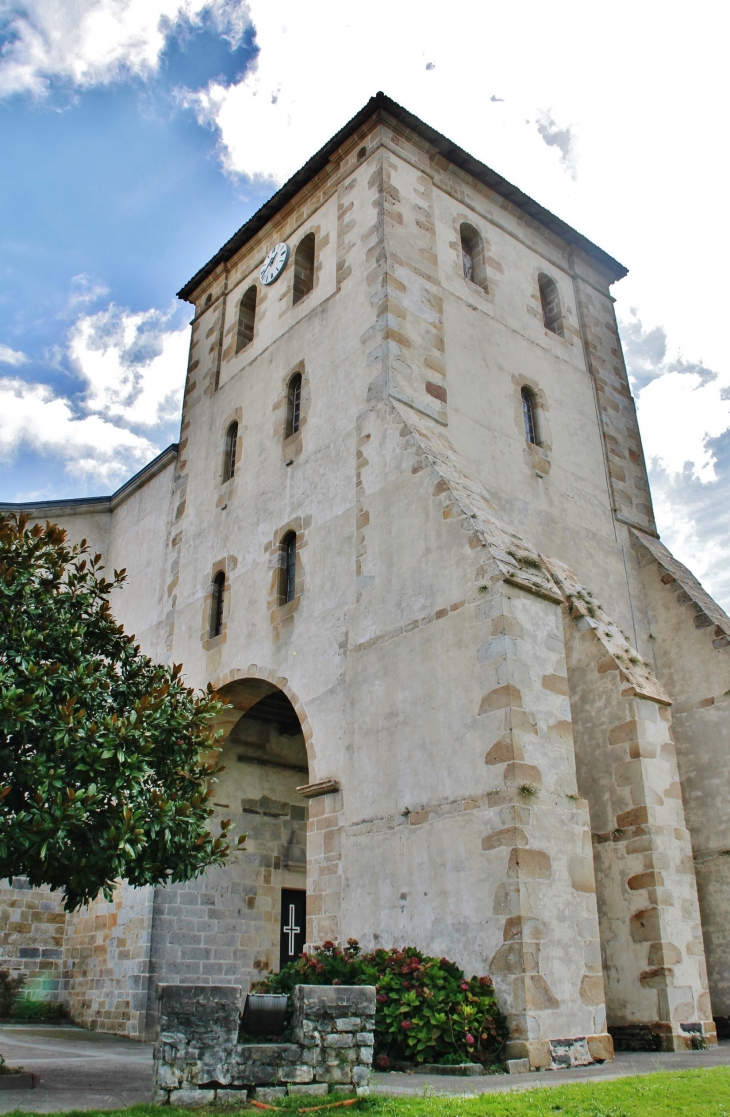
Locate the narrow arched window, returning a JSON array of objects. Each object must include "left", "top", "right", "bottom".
[
  {"left": 293, "top": 234, "right": 315, "bottom": 305},
  {"left": 286, "top": 373, "right": 302, "bottom": 439},
  {"left": 236, "top": 286, "right": 256, "bottom": 352},
  {"left": 281, "top": 532, "right": 297, "bottom": 604},
  {"left": 459, "top": 223, "right": 488, "bottom": 292},
  {"left": 521, "top": 388, "right": 538, "bottom": 445},
  {"left": 538, "top": 273, "right": 563, "bottom": 336},
  {"left": 224, "top": 421, "right": 238, "bottom": 481},
  {"left": 211, "top": 572, "right": 225, "bottom": 637}
]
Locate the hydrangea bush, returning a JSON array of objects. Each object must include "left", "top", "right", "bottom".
[{"left": 254, "top": 939, "right": 507, "bottom": 1066}]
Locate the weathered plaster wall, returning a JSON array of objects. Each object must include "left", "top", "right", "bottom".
[{"left": 631, "top": 532, "right": 730, "bottom": 1020}]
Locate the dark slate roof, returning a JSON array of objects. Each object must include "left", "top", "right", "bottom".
[{"left": 177, "top": 91, "right": 627, "bottom": 303}]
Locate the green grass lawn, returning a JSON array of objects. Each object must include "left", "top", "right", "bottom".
[{"left": 3, "top": 1068, "right": 730, "bottom": 1117}]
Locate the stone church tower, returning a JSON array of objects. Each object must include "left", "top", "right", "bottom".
[{"left": 2, "top": 94, "right": 728, "bottom": 1068}]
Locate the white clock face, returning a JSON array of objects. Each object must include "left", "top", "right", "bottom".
[{"left": 259, "top": 242, "right": 289, "bottom": 285}]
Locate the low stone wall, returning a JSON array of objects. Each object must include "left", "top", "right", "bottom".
[{"left": 154, "top": 983, "right": 375, "bottom": 1104}]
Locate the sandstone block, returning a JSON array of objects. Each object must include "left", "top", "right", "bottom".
[
  {"left": 569, "top": 855, "right": 596, "bottom": 893},
  {"left": 587, "top": 1033, "right": 614, "bottom": 1062},
  {"left": 504, "top": 762, "right": 542, "bottom": 789},
  {"left": 479, "top": 684, "right": 522, "bottom": 714},
  {"left": 507, "top": 847, "right": 551, "bottom": 879},
  {"left": 630, "top": 907, "right": 662, "bottom": 942},
  {"left": 482, "top": 826, "right": 527, "bottom": 851},
  {"left": 541, "top": 673, "right": 569, "bottom": 696},
  {"left": 579, "top": 975, "right": 605, "bottom": 1005},
  {"left": 513, "top": 974, "right": 559, "bottom": 1011}
]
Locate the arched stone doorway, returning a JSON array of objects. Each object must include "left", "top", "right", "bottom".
[
  {"left": 146, "top": 678, "right": 312, "bottom": 1030},
  {"left": 215, "top": 677, "right": 311, "bottom": 975}
]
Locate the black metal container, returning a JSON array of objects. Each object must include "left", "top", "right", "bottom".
[{"left": 240, "top": 993, "right": 289, "bottom": 1036}]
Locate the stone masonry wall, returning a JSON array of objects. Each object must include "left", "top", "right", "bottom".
[
  {"left": 564, "top": 612, "right": 715, "bottom": 1049},
  {"left": 154, "top": 983, "right": 375, "bottom": 1105},
  {"left": 61, "top": 883, "right": 154, "bottom": 1037},
  {"left": 0, "top": 879, "right": 65, "bottom": 1003}
]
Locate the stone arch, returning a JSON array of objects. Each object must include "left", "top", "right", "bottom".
[{"left": 212, "top": 665, "right": 316, "bottom": 768}]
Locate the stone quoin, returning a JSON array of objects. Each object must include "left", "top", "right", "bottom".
[{"left": 1, "top": 93, "right": 728, "bottom": 1067}]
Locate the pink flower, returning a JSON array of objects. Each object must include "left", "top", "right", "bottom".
[
  {"left": 460, "top": 982, "right": 469, "bottom": 990},
  {"left": 466, "top": 1033, "right": 475, "bottom": 1045},
  {"left": 402, "top": 1020, "right": 413, "bottom": 1030}
]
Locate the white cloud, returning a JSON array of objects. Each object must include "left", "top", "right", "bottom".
[
  {"left": 64, "top": 273, "right": 110, "bottom": 312},
  {"left": 0, "top": 303, "right": 188, "bottom": 488},
  {"left": 69, "top": 304, "right": 189, "bottom": 428},
  {"left": 624, "top": 314, "right": 730, "bottom": 484},
  {"left": 0, "top": 376, "right": 156, "bottom": 484},
  {"left": 0, "top": 344, "right": 29, "bottom": 367},
  {"left": 535, "top": 112, "right": 577, "bottom": 180},
  {"left": 0, "top": 0, "right": 251, "bottom": 97},
  {"left": 621, "top": 313, "right": 730, "bottom": 612}
]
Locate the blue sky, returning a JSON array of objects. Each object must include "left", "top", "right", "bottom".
[{"left": 0, "top": 0, "right": 728, "bottom": 610}]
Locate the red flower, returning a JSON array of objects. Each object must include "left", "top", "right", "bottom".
[
  {"left": 377, "top": 994, "right": 388, "bottom": 1003},
  {"left": 322, "top": 940, "right": 335, "bottom": 949},
  {"left": 401, "top": 1020, "right": 413, "bottom": 1030}
]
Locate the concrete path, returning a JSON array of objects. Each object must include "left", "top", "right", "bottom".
[
  {"left": 0, "top": 1025, "right": 154, "bottom": 1112},
  {"left": 0, "top": 1024, "right": 728, "bottom": 1111},
  {"left": 372, "top": 1039, "right": 730, "bottom": 1098}
]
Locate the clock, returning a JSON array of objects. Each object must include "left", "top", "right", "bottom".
[{"left": 260, "top": 242, "right": 289, "bottom": 285}]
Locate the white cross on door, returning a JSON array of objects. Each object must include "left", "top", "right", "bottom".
[{"left": 283, "top": 903, "right": 300, "bottom": 956}]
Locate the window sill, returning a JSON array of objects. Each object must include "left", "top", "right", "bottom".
[{"left": 271, "top": 596, "right": 301, "bottom": 623}]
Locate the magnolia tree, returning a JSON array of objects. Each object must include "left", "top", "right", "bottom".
[{"left": 0, "top": 513, "right": 243, "bottom": 912}]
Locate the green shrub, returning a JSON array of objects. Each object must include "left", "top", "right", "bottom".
[
  {"left": 254, "top": 939, "right": 507, "bottom": 1067},
  {"left": 0, "top": 968, "right": 26, "bottom": 1017},
  {"left": 13, "top": 998, "right": 67, "bottom": 1021}
]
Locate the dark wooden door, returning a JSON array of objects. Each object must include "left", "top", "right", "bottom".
[{"left": 280, "top": 888, "right": 306, "bottom": 968}]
